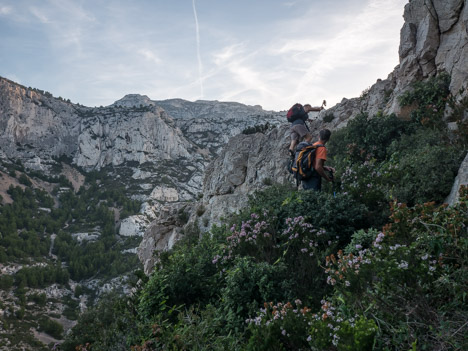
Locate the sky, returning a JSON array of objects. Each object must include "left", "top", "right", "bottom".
[{"left": 0, "top": 0, "right": 408, "bottom": 111}]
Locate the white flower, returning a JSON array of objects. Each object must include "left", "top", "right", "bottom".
[{"left": 398, "top": 261, "right": 408, "bottom": 269}]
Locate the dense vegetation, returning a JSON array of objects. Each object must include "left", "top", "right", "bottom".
[
  {"left": 60, "top": 74, "right": 467, "bottom": 350},
  {"left": 0, "top": 167, "right": 142, "bottom": 349},
  {"left": 0, "top": 177, "right": 141, "bottom": 280}
]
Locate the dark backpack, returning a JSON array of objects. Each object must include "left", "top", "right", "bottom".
[
  {"left": 290, "top": 143, "right": 324, "bottom": 186},
  {"left": 286, "top": 103, "right": 306, "bottom": 123}
]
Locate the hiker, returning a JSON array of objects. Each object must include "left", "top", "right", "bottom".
[
  {"left": 288, "top": 103, "right": 324, "bottom": 157},
  {"left": 296, "top": 130, "right": 335, "bottom": 191}
]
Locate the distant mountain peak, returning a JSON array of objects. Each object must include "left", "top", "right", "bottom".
[{"left": 113, "top": 94, "right": 154, "bottom": 107}]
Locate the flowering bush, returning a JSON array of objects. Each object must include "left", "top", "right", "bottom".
[
  {"left": 308, "top": 300, "right": 377, "bottom": 351},
  {"left": 215, "top": 211, "right": 339, "bottom": 267},
  {"left": 322, "top": 187, "right": 468, "bottom": 349},
  {"left": 214, "top": 211, "right": 279, "bottom": 265},
  {"left": 398, "top": 72, "right": 450, "bottom": 129},
  {"left": 212, "top": 212, "right": 339, "bottom": 315},
  {"left": 246, "top": 299, "right": 377, "bottom": 351},
  {"left": 338, "top": 159, "right": 387, "bottom": 208},
  {"left": 246, "top": 300, "right": 314, "bottom": 350}
]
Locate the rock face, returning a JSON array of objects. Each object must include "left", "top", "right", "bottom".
[
  {"left": 197, "top": 126, "right": 292, "bottom": 231},
  {"left": 154, "top": 99, "right": 282, "bottom": 154},
  {"left": 0, "top": 79, "right": 80, "bottom": 160},
  {"left": 74, "top": 105, "right": 193, "bottom": 169},
  {"left": 315, "top": 0, "right": 468, "bottom": 129},
  {"left": 0, "top": 78, "right": 284, "bottom": 201},
  {"left": 138, "top": 125, "right": 293, "bottom": 274},
  {"left": 446, "top": 152, "right": 468, "bottom": 205}
]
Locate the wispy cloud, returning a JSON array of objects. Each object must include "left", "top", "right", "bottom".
[
  {"left": 0, "top": 5, "right": 12, "bottom": 15},
  {"left": 253, "top": 0, "right": 406, "bottom": 108},
  {"left": 29, "top": 7, "right": 51, "bottom": 23},
  {"left": 282, "top": 1, "right": 298, "bottom": 7},
  {"left": 192, "top": 0, "right": 204, "bottom": 98},
  {"left": 138, "top": 49, "right": 162, "bottom": 65},
  {"left": 0, "top": 0, "right": 407, "bottom": 111}
]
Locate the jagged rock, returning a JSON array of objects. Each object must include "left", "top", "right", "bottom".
[
  {"left": 445, "top": 152, "right": 468, "bottom": 205},
  {"left": 137, "top": 202, "right": 194, "bottom": 274},
  {"left": 188, "top": 126, "right": 292, "bottom": 234},
  {"left": 0, "top": 78, "right": 80, "bottom": 159},
  {"left": 153, "top": 99, "right": 284, "bottom": 154},
  {"left": 149, "top": 186, "right": 179, "bottom": 202},
  {"left": 74, "top": 105, "right": 194, "bottom": 169},
  {"left": 119, "top": 215, "right": 148, "bottom": 237},
  {"left": 72, "top": 231, "right": 100, "bottom": 243},
  {"left": 320, "top": 0, "right": 468, "bottom": 122}
]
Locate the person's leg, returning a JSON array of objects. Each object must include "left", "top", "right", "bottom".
[
  {"left": 289, "top": 124, "right": 308, "bottom": 154},
  {"left": 289, "top": 131, "right": 299, "bottom": 156}
]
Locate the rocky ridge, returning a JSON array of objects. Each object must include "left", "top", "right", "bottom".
[
  {"left": 315, "top": 0, "right": 468, "bottom": 130},
  {"left": 0, "top": 77, "right": 285, "bottom": 228},
  {"left": 138, "top": 0, "right": 468, "bottom": 274}
]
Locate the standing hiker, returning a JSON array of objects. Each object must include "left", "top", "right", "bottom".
[
  {"left": 287, "top": 103, "right": 324, "bottom": 158},
  {"left": 294, "top": 129, "right": 335, "bottom": 191}
]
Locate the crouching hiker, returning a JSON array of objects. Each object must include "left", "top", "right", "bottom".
[{"left": 292, "top": 129, "right": 335, "bottom": 191}]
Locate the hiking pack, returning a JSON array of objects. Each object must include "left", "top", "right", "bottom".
[
  {"left": 286, "top": 103, "right": 306, "bottom": 123},
  {"left": 288, "top": 143, "right": 324, "bottom": 186}
]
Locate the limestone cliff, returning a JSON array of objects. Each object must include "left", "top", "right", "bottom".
[
  {"left": 316, "top": 0, "right": 468, "bottom": 129},
  {"left": 0, "top": 78, "right": 283, "bottom": 201}
]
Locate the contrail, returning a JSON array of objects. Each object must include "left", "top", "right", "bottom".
[{"left": 192, "top": 0, "right": 204, "bottom": 98}]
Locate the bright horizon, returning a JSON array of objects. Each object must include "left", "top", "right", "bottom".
[{"left": 0, "top": 0, "right": 408, "bottom": 111}]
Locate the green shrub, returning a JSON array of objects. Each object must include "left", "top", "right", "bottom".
[
  {"left": 138, "top": 230, "right": 225, "bottom": 321},
  {"left": 323, "top": 112, "right": 335, "bottom": 123},
  {"left": 344, "top": 228, "right": 379, "bottom": 254},
  {"left": 61, "top": 293, "right": 135, "bottom": 351},
  {"left": 28, "top": 293, "right": 47, "bottom": 306},
  {"left": 399, "top": 72, "right": 450, "bottom": 128},
  {"left": 19, "top": 174, "right": 32, "bottom": 186},
  {"left": 0, "top": 275, "right": 14, "bottom": 290},
  {"left": 221, "top": 257, "right": 294, "bottom": 332},
  {"left": 216, "top": 210, "right": 340, "bottom": 305},
  {"left": 245, "top": 185, "right": 370, "bottom": 243},
  {"left": 308, "top": 311, "right": 377, "bottom": 351},
  {"left": 383, "top": 128, "right": 465, "bottom": 205},
  {"left": 131, "top": 305, "right": 243, "bottom": 351},
  {"left": 246, "top": 300, "right": 312, "bottom": 351},
  {"left": 328, "top": 112, "right": 414, "bottom": 163},
  {"left": 38, "top": 316, "right": 63, "bottom": 339},
  {"left": 323, "top": 187, "right": 468, "bottom": 349}
]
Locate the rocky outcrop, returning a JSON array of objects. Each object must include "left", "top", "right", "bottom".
[
  {"left": 137, "top": 200, "right": 195, "bottom": 274},
  {"left": 138, "top": 125, "right": 293, "bottom": 274},
  {"left": 445, "top": 152, "right": 468, "bottom": 205},
  {"left": 316, "top": 0, "right": 468, "bottom": 128},
  {"left": 0, "top": 78, "right": 80, "bottom": 160},
  {"left": 74, "top": 105, "right": 195, "bottom": 169},
  {"left": 197, "top": 126, "right": 291, "bottom": 230},
  {"left": 152, "top": 99, "right": 283, "bottom": 155}
]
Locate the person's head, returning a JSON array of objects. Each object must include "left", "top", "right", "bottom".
[
  {"left": 303, "top": 104, "right": 313, "bottom": 113},
  {"left": 319, "top": 129, "right": 331, "bottom": 142}
]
